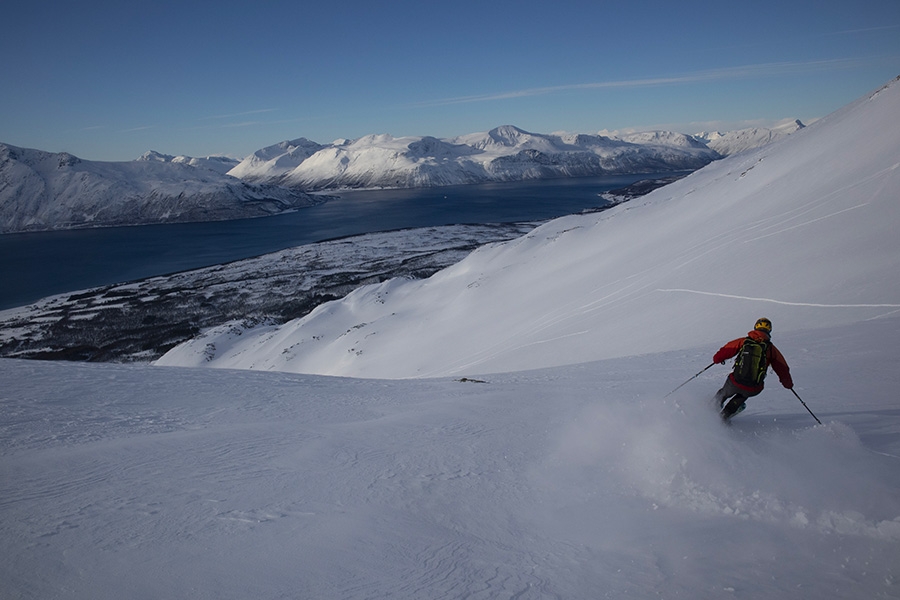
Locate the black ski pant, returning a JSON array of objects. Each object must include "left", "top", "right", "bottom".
[{"left": 715, "top": 377, "right": 762, "bottom": 418}]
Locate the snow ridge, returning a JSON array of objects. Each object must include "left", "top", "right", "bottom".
[{"left": 229, "top": 125, "right": 722, "bottom": 190}]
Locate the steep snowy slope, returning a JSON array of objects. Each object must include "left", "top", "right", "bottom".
[
  {"left": 230, "top": 125, "right": 720, "bottom": 190},
  {"left": 158, "top": 78, "right": 900, "bottom": 378},
  {"left": 0, "top": 144, "right": 321, "bottom": 233}
]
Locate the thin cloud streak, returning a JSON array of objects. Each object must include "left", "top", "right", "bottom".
[
  {"left": 828, "top": 24, "right": 900, "bottom": 36},
  {"left": 418, "top": 59, "right": 866, "bottom": 107},
  {"left": 204, "top": 109, "right": 278, "bottom": 120}
]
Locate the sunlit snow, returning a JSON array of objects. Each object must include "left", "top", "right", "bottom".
[
  {"left": 2, "top": 78, "right": 900, "bottom": 599},
  {"left": 160, "top": 79, "right": 900, "bottom": 379}
]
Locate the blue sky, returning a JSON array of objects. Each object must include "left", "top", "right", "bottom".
[{"left": 2, "top": 0, "right": 898, "bottom": 161}]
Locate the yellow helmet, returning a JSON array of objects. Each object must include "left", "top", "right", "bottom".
[{"left": 754, "top": 317, "right": 773, "bottom": 333}]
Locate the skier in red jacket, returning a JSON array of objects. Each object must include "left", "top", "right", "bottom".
[{"left": 713, "top": 317, "right": 793, "bottom": 420}]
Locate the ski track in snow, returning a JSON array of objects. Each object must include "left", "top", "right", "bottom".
[{"left": 657, "top": 289, "right": 900, "bottom": 309}]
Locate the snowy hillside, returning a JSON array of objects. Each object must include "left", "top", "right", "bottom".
[
  {"left": 0, "top": 144, "right": 321, "bottom": 233},
  {"left": 695, "top": 119, "right": 806, "bottom": 156},
  {"left": 160, "top": 78, "right": 900, "bottom": 379},
  {"left": 3, "top": 314, "right": 900, "bottom": 599},
  {"left": 228, "top": 125, "right": 720, "bottom": 190}
]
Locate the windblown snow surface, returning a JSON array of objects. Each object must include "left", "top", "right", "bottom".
[{"left": 2, "top": 78, "right": 899, "bottom": 599}]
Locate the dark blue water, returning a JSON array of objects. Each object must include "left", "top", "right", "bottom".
[{"left": 0, "top": 174, "right": 672, "bottom": 309}]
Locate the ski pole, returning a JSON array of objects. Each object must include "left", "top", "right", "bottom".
[
  {"left": 665, "top": 363, "right": 715, "bottom": 397},
  {"left": 791, "top": 388, "right": 822, "bottom": 425}
]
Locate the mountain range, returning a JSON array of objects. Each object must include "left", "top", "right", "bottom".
[
  {"left": 1, "top": 122, "right": 802, "bottom": 233},
  {"left": 0, "top": 144, "right": 320, "bottom": 233},
  {"left": 229, "top": 123, "right": 805, "bottom": 189},
  {"left": 230, "top": 126, "right": 720, "bottom": 190}
]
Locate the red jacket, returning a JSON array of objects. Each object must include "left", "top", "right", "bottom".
[{"left": 713, "top": 329, "right": 793, "bottom": 392}]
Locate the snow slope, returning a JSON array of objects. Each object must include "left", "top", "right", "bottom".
[
  {"left": 160, "top": 79, "right": 900, "bottom": 379},
  {"left": 3, "top": 314, "right": 899, "bottom": 599},
  {"left": 228, "top": 125, "right": 720, "bottom": 190},
  {"left": 0, "top": 144, "right": 320, "bottom": 233}
]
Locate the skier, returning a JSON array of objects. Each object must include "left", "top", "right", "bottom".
[{"left": 713, "top": 317, "right": 793, "bottom": 420}]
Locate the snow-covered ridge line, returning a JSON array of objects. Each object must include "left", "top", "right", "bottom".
[
  {"left": 0, "top": 144, "right": 321, "bottom": 233},
  {"left": 229, "top": 122, "right": 803, "bottom": 190},
  {"left": 230, "top": 124, "right": 731, "bottom": 190}
]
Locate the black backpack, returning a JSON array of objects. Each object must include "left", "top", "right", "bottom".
[{"left": 732, "top": 337, "right": 769, "bottom": 386}]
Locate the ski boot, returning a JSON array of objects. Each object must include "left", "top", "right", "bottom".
[{"left": 720, "top": 396, "right": 746, "bottom": 422}]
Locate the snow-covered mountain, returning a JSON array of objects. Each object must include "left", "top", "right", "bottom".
[
  {"left": 695, "top": 119, "right": 806, "bottom": 156},
  {"left": 5, "top": 78, "right": 900, "bottom": 599},
  {"left": 228, "top": 125, "right": 721, "bottom": 190},
  {"left": 137, "top": 150, "right": 240, "bottom": 174},
  {"left": 226, "top": 138, "right": 326, "bottom": 182},
  {"left": 0, "top": 144, "right": 321, "bottom": 233},
  {"left": 613, "top": 129, "right": 712, "bottom": 149},
  {"left": 160, "top": 78, "right": 900, "bottom": 379}
]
